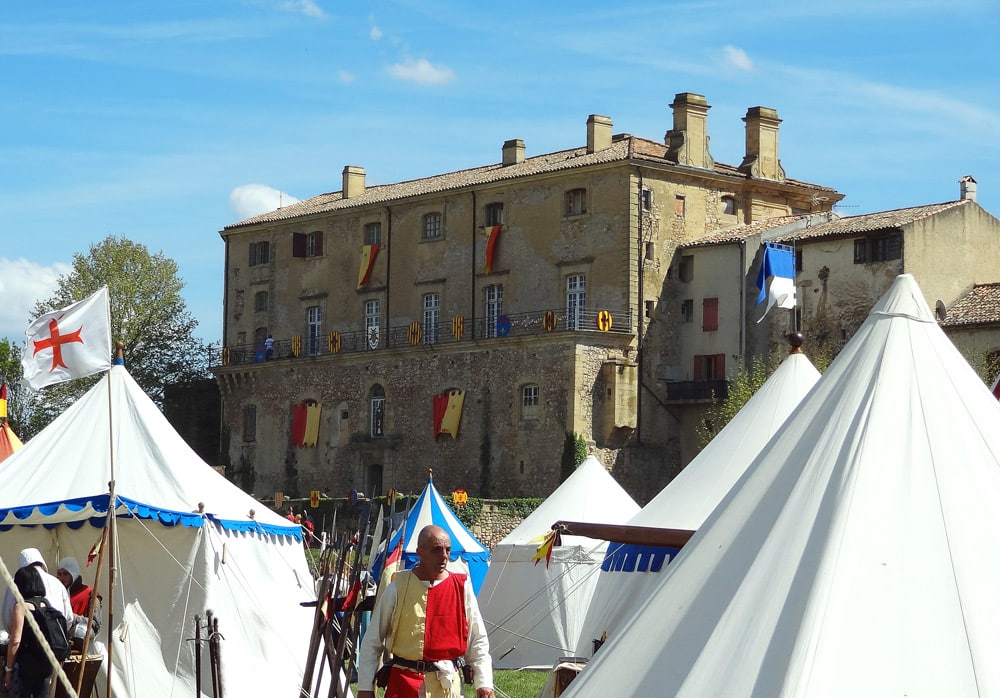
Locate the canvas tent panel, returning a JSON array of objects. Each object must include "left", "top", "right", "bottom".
[{"left": 563, "top": 275, "right": 1000, "bottom": 698}]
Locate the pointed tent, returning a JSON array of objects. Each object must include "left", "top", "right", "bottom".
[
  {"left": 574, "top": 349, "right": 820, "bottom": 656},
  {"left": 0, "top": 421, "right": 23, "bottom": 463},
  {"left": 0, "top": 366, "right": 320, "bottom": 698},
  {"left": 375, "top": 473, "right": 491, "bottom": 593},
  {"left": 564, "top": 274, "right": 1000, "bottom": 698},
  {"left": 478, "top": 455, "right": 640, "bottom": 668}
]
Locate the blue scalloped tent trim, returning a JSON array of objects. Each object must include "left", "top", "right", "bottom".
[
  {"left": 601, "top": 542, "right": 680, "bottom": 573},
  {"left": 0, "top": 494, "right": 301, "bottom": 541}
]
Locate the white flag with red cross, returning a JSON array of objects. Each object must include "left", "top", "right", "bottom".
[{"left": 22, "top": 287, "right": 112, "bottom": 390}]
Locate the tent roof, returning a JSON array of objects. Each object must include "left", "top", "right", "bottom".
[
  {"left": 631, "top": 350, "right": 820, "bottom": 530},
  {"left": 388, "top": 474, "right": 489, "bottom": 558},
  {"left": 0, "top": 366, "right": 298, "bottom": 540},
  {"left": 500, "top": 455, "right": 639, "bottom": 546},
  {"left": 565, "top": 274, "right": 1000, "bottom": 698}
]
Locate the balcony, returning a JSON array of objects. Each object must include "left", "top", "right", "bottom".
[
  {"left": 664, "top": 379, "right": 729, "bottom": 403},
  {"left": 213, "top": 307, "right": 633, "bottom": 368}
]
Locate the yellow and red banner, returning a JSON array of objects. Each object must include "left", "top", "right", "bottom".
[
  {"left": 303, "top": 402, "right": 322, "bottom": 447},
  {"left": 532, "top": 529, "right": 560, "bottom": 568},
  {"left": 358, "top": 243, "right": 381, "bottom": 288},
  {"left": 484, "top": 225, "right": 502, "bottom": 273},
  {"left": 433, "top": 389, "right": 466, "bottom": 440},
  {"left": 0, "top": 382, "right": 7, "bottom": 419}
]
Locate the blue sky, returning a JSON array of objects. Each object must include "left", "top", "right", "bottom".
[{"left": 2, "top": 0, "right": 998, "bottom": 346}]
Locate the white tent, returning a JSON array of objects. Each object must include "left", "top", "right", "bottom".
[
  {"left": 0, "top": 366, "right": 323, "bottom": 698},
  {"left": 574, "top": 348, "right": 820, "bottom": 657},
  {"left": 478, "top": 455, "right": 639, "bottom": 669},
  {"left": 564, "top": 274, "right": 1000, "bottom": 698}
]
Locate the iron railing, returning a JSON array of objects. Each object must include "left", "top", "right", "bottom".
[
  {"left": 664, "top": 379, "right": 729, "bottom": 402},
  {"left": 213, "top": 307, "right": 633, "bottom": 368}
]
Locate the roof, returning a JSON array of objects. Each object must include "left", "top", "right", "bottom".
[
  {"left": 682, "top": 214, "right": 830, "bottom": 247},
  {"left": 773, "top": 200, "right": 969, "bottom": 243},
  {"left": 939, "top": 282, "right": 1000, "bottom": 327},
  {"left": 223, "top": 135, "right": 839, "bottom": 231}
]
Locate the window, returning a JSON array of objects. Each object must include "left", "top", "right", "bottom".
[
  {"left": 365, "top": 299, "right": 381, "bottom": 349},
  {"left": 292, "top": 232, "right": 323, "bottom": 258},
  {"left": 702, "top": 298, "right": 719, "bottom": 332},
  {"left": 854, "top": 234, "right": 903, "bottom": 264},
  {"left": 872, "top": 234, "right": 902, "bottom": 262},
  {"left": 485, "top": 202, "right": 504, "bottom": 226},
  {"left": 641, "top": 187, "right": 654, "bottom": 211},
  {"left": 565, "top": 188, "right": 587, "bottom": 216},
  {"left": 243, "top": 404, "right": 257, "bottom": 442},
  {"left": 367, "top": 464, "right": 383, "bottom": 496},
  {"left": 254, "top": 327, "right": 268, "bottom": 345},
  {"left": 521, "top": 384, "right": 540, "bottom": 419},
  {"left": 795, "top": 249, "right": 804, "bottom": 272},
  {"left": 306, "top": 306, "right": 322, "bottom": 355},
  {"left": 370, "top": 384, "right": 385, "bottom": 438},
  {"left": 721, "top": 196, "right": 736, "bottom": 215},
  {"left": 484, "top": 284, "right": 504, "bottom": 338},
  {"left": 675, "top": 195, "right": 686, "bottom": 217},
  {"left": 254, "top": 291, "right": 268, "bottom": 312},
  {"left": 681, "top": 299, "right": 694, "bottom": 323},
  {"left": 364, "top": 222, "right": 382, "bottom": 245},
  {"left": 645, "top": 241, "right": 655, "bottom": 261},
  {"left": 422, "top": 212, "right": 443, "bottom": 240},
  {"left": 423, "top": 293, "right": 440, "bottom": 344},
  {"left": 566, "top": 274, "right": 586, "bottom": 330},
  {"left": 693, "top": 354, "right": 725, "bottom": 381},
  {"left": 249, "top": 241, "right": 270, "bottom": 266},
  {"left": 645, "top": 300, "right": 655, "bottom": 319},
  {"left": 679, "top": 255, "right": 694, "bottom": 282}
]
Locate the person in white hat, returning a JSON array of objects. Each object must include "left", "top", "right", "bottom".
[{"left": 1, "top": 548, "right": 73, "bottom": 633}]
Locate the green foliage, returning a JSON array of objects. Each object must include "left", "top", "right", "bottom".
[
  {"left": 445, "top": 494, "right": 483, "bottom": 529},
  {"left": 560, "top": 432, "right": 588, "bottom": 482},
  {"left": 496, "top": 498, "right": 543, "bottom": 520},
  {"left": 0, "top": 339, "right": 35, "bottom": 438},
  {"left": 29, "top": 235, "right": 208, "bottom": 433},
  {"left": 695, "top": 353, "right": 784, "bottom": 449}
]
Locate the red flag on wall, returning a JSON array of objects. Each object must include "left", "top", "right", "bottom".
[
  {"left": 291, "top": 403, "right": 307, "bottom": 447},
  {"left": 484, "top": 225, "right": 502, "bottom": 273},
  {"left": 358, "top": 244, "right": 381, "bottom": 288}
]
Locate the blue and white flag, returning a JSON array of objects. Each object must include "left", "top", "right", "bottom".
[{"left": 755, "top": 243, "right": 796, "bottom": 322}]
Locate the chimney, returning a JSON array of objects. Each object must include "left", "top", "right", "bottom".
[
  {"left": 664, "top": 92, "right": 714, "bottom": 169},
  {"left": 960, "top": 175, "right": 977, "bottom": 202},
  {"left": 738, "top": 107, "right": 785, "bottom": 181},
  {"left": 587, "top": 114, "right": 613, "bottom": 154},
  {"left": 342, "top": 165, "right": 365, "bottom": 199},
  {"left": 502, "top": 139, "right": 525, "bottom": 166}
]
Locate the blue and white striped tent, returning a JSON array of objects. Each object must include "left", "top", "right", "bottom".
[{"left": 376, "top": 473, "right": 491, "bottom": 593}]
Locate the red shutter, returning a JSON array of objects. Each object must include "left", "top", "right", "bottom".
[
  {"left": 292, "top": 232, "right": 306, "bottom": 258},
  {"left": 693, "top": 355, "right": 703, "bottom": 381},
  {"left": 713, "top": 354, "right": 725, "bottom": 380},
  {"left": 702, "top": 298, "right": 719, "bottom": 331},
  {"left": 313, "top": 231, "right": 323, "bottom": 257}
]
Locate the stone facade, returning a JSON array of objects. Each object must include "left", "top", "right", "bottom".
[{"left": 213, "top": 93, "right": 842, "bottom": 504}]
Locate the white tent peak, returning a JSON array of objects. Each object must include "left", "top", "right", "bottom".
[{"left": 564, "top": 273, "right": 1000, "bottom": 697}]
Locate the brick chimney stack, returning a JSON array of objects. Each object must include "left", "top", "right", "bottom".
[
  {"left": 502, "top": 139, "right": 525, "bottom": 166},
  {"left": 587, "top": 114, "right": 612, "bottom": 154},
  {"left": 664, "top": 92, "right": 714, "bottom": 169},
  {"left": 739, "top": 107, "right": 785, "bottom": 181},
  {"left": 960, "top": 175, "right": 977, "bottom": 202},
  {"left": 342, "top": 165, "right": 365, "bottom": 199}
]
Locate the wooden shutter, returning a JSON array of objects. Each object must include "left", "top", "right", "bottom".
[
  {"left": 313, "top": 231, "right": 323, "bottom": 257},
  {"left": 292, "top": 232, "right": 306, "bottom": 258},
  {"left": 249, "top": 242, "right": 257, "bottom": 266},
  {"left": 702, "top": 298, "right": 719, "bottom": 331},
  {"left": 712, "top": 354, "right": 725, "bottom": 380}
]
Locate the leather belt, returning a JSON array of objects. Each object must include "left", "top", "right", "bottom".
[{"left": 392, "top": 656, "right": 465, "bottom": 674}]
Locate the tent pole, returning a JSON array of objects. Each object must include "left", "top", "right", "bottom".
[
  {"left": 104, "top": 346, "right": 122, "bottom": 698},
  {"left": 76, "top": 524, "right": 110, "bottom": 696}
]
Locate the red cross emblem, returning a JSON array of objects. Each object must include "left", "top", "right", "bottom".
[{"left": 33, "top": 316, "right": 84, "bottom": 372}]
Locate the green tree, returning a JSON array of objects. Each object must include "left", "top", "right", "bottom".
[
  {"left": 695, "top": 354, "right": 782, "bottom": 449},
  {"left": 560, "top": 432, "right": 588, "bottom": 482},
  {"left": 29, "top": 235, "right": 208, "bottom": 432},
  {"left": 0, "top": 338, "right": 34, "bottom": 438}
]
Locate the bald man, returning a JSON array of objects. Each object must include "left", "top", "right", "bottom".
[{"left": 358, "top": 525, "right": 494, "bottom": 698}]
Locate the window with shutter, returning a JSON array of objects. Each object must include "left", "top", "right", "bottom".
[{"left": 702, "top": 298, "right": 719, "bottom": 331}]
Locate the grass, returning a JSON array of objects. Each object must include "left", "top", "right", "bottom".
[{"left": 353, "top": 668, "right": 550, "bottom": 698}]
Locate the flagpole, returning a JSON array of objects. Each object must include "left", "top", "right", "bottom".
[{"left": 103, "top": 341, "right": 124, "bottom": 698}]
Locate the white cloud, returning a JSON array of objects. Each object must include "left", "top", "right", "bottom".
[
  {"left": 229, "top": 184, "right": 301, "bottom": 221},
  {"left": 0, "top": 258, "right": 72, "bottom": 341},
  {"left": 370, "top": 25, "right": 382, "bottom": 40},
  {"left": 722, "top": 45, "right": 753, "bottom": 72},
  {"left": 279, "top": 0, "right": 325, "bottom": 19},
  {"left": 386, "top": 58, "right": 455, "bottom": 85},
  {"left": 338, "top": 69, "right": 355, "bottom": 84}
]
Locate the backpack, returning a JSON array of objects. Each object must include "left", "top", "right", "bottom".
[{"left": 17, "top": 597, "right": 72, "bottom": 678}]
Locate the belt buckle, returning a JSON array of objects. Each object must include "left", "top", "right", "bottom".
[{"left": 415, "top": 660, "right": 430, "bottom": 673}]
